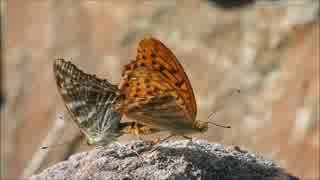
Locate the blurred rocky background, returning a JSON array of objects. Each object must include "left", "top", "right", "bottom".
[{"left": 2, "top": 0, "right": 319, "bottom": 179}]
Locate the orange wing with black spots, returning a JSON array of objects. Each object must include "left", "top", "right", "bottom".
[{"left": 116, "top": 37, "right": 197, "bottom": 124}]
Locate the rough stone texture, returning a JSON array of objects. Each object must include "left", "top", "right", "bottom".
[{"left": 27, "top": 140, "right": 298, "bottom": 180}]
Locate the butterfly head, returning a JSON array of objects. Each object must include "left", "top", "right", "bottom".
[{"left": 193, "top": 121, "right": 209, "bottom": 133}]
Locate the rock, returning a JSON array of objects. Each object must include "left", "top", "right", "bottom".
[{"left": 27, "top": 140, "right": 298, "bottom": 180}]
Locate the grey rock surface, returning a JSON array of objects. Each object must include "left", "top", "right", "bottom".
[{"left": 27, "top": 140, "right": 299, "bottom": 180}]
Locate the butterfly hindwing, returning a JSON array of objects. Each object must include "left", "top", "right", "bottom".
[{"left": 53, "top": 59, "right": 122, "bottom": 145}]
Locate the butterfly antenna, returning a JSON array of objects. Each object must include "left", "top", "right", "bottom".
[
  {"left": 206, "top": 88, "right": 241, "bottom": 129},
  {"left": 40, "top": 135, "right": 83, "bottom": 150},
  {"left": 40, "top": 112, "right": 84, "bottom": 150},
  {"left": 207, "top": 121, "right": 231, "bottom": 128},
  {"left": 40, "top": 143, "right": 67, "bottom": 150}
]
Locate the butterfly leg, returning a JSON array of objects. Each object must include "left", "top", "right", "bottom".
[
  {"left": 155, "top": 134, "right": 176, "bottom": 144},
  {"left": 138, "top": 125, "right": 156, "bottom": 135},
  {"left": 133, "top": 123, "right": 159, "bottom": 142},
  {"left": 133, "top": 122, "right": 143, "bottom": 140},
  {"left": 114, "top": 142, "right": 145, "bottom": 161},
  {"left": 121, "top": 122, "right": 148, "bottom": 141},
  {"left": 181, "top": 135, "right": 192, "bottom": 140},
  {"left": 149, "top": 134, "right": 176, "bottom": 153},
  {"left": 152, "top": 137, "right": 161, "bottom": 145}
]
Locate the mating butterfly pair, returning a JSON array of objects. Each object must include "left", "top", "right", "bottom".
[{"left": 54, "top": 37, "right": 209, "bottom": 146}]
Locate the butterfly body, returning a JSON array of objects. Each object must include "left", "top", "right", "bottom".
[{"left": 122, "top": 110, "right": 208, "bottom": 134}]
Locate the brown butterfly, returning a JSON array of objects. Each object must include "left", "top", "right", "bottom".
[
  {"left": 53, "top": 59, "right": 155, "bottom": 146},
  {"left": 113, "top": 37, "right": 210, "bottom": 138}
]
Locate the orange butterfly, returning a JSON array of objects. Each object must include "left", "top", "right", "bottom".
[{"left": 113, "top": 37, "right": 209, "bottom": 138}]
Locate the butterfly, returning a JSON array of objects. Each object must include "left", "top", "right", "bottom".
[
  {"left": 113, "top": 37, "right": 209, "bottom": 138},
  {"left": 53, "top": 59, "right": 155, "bottom": 146}
]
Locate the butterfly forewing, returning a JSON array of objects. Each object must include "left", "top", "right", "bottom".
[
  {"left": 115, "top": 38, "right": 200, "bottom": 133},
  {"left": 139, "top": 38, "right": 196, "bottom": 119},
  {"left": 53, "top": 59, "right": 123, "bottom": 145},
  {"left": 120, "top": 38, "right": 197, "bottom": 120}
]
